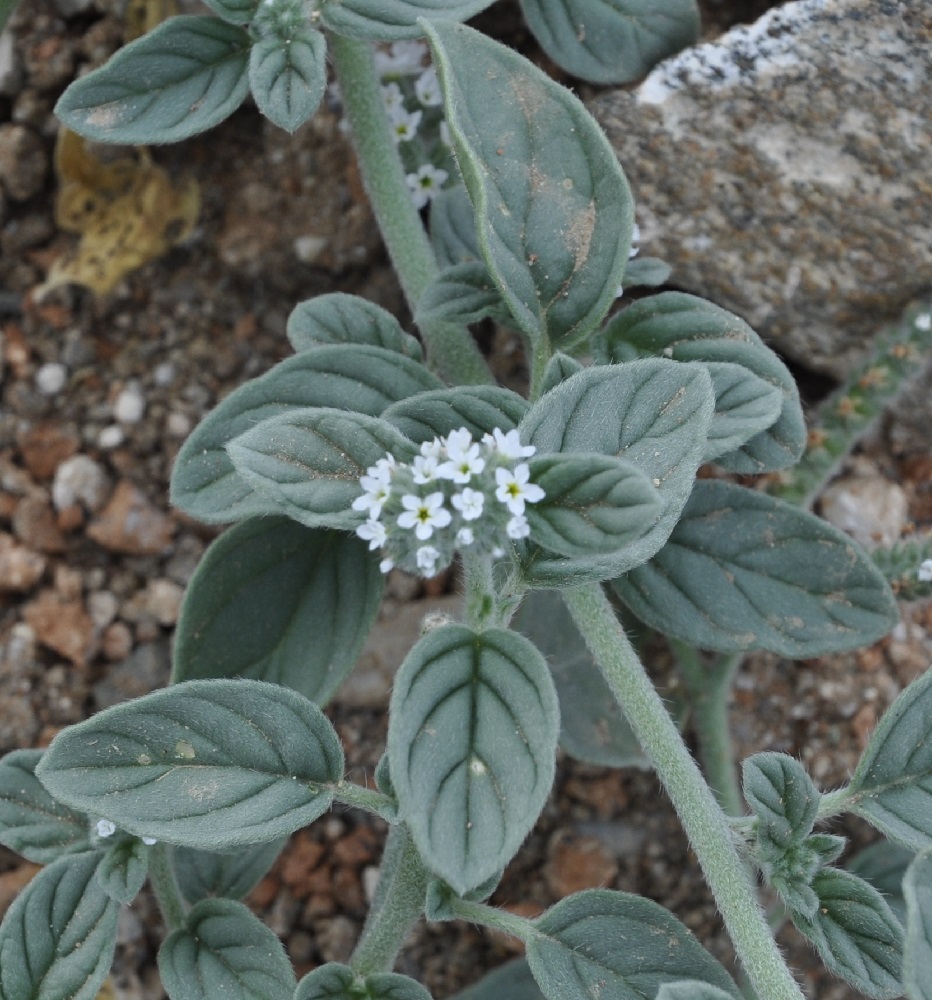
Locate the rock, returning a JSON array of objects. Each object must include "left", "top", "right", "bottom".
[
  {"left": 87, "top": 480, "right": 175, "bottom": 555},
  {"left": 52, "top": 455, "right": 111, "bottom": 513},
  {"left": 113, "top": 381, "right": 145, "bottom": 424},
  {"left": 0, "top": 623, "right": 40, "bottom": 749},
  {"left": 0, "top": 124, "right": 48, "bottom": 201},
  {"left": 34, "top": 362, "right": 67, "bottom": 395},
  {"left": 0, "top": 30, "right": 23, "bottom": 97},
  {"left": 316, "top": 915, "right": 358, "bottom": 965},
  {"left": 140, "top": 578, "right": 184, "bottom": 626},
  {"left": 101, "top": 622, "right": 133, "bottom": 662},
  {"left": 22, "top": 589, "right": 97, "bottom": 667},
  {"left": 16, "top": 422, "right": 80, "bottom": 480},
  {"left": 590, "top": 0, "right": 932, "bottom": 376},
  {"left": 93, "top": 640, "right": 171, "bottom": 708},
  {"left": 0, "top": 531, "right": 45, "bottom": 592},
  {"left": 819, "top": 467, "right": 909, "bottom": 549},
  {"left": 12, "top": 493, "right": 67, "bottom": 552},
  {"left": 544, "top": 831, "right": 619, "bottom": 898}
]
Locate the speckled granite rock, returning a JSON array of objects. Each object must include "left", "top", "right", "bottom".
[{"left": 590, "top": 0, "right": 931, "bottom": 376}]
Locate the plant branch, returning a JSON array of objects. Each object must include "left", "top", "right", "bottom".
[
  {"left": 563, "top": 584, "right": 805, "bottom": 1000},
  {"left": 148, "top": 843, "right": 187, "bottom": 932}
]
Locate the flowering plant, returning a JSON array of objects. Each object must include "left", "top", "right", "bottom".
[{"left": 1, "top": 4, "right": 931, "bottom": 1000}]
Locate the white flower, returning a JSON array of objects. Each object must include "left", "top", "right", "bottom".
[
  {"left": 456, "top": 527, "right": 475, "bottom": 547},
  {"left": 629, "top": 222, "right": 641, "bottom": 259},
  {"left": 375, "top": 39, "right": 427, "bottom": 75},
  {"left": 483, "top": 428, "right": 535, "bottom": 460},
  {"left": 352, "top": 471, "right": 392, "bottom": 517},
  {"left": 918, "top": 559, "right": 932, "bottom": 583},
  {"left": 416, "top": 545, "right": 441, "bottom": 574},
  {"left": 96, "top": 819, "right": 117, "bottom": 838},
  {"left": 379, "top": 557, "right": 395, "bottom": 574},
  {"left": 507, "top": 514, "right": 531, "bottom": 539},
  {"left": 398, "top": 492, "right": 451, "bottom": 540},
  {"left": 452, "top": 487, "right": 485, "bottom": 521},
  {"left": 390, "top": 106, "right": 422, "bottom": 144},
  {"left": 381, "top": 82, "right": 405, "bottom": 114},
  {"left": 420, "top": 437, "right": 444, "bottom": 459},
  {"left": 406, "top": 163, "right": 449, "bottom": 210},
  {"left": 356, "top": 519, "right": 387, "bottom": 551},
  {"left": 142, "top": 836, "right": 157, "bottom": 846},
  {"left": 412, "top": 453, "right": 441, "bottom": 484},
  {"left": 439, "top": 120, "right": 451, "bottom": 147},
  {"left": 495, "top": 464, "right": 544, "bottom": 515},
  {"left": 441, "top": 429, "right": 485, "bottom": 482},
  {"left": 415, "top": 66, "right": 442, "bottom": 107},
  {"left": 916, "top": 313, "right": 932, "bottom": 332}
]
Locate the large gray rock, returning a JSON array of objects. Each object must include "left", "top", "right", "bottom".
[{"left": 591, "top": 0, "right": 931, "bottom": 376}]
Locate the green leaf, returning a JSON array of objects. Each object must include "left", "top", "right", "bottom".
[
  {"left": 451, "top": 959, "right": 544, "bottom": 1000},
  {"left": 426, "top": 21, "right": 634, "bottom": 351},
  {"left": 287, "top": 293, "right": 423, "bottom": 360},
  {"left": 174, "top": 518, "right": 383, "bottom": 706},
  {"left": 903, "top": 849, "right": 932, "bottom": 1000},
  {"left": 0, "top": 749, "right": 91, "bottom": 864},
  {"left": 319, "top": 0, "right": 495, "bottom": 41},
  {"left": 656, "top": 984, "right": 737, "bottom": 1000},
  {"left": 203, "top": 0, "right": 259, "bottom": 24},
  {"left": 696, "top": 362, "right": 784, "bottom": 462},
  {"left": 518, "top": 0, "right": 700, "bottom": 84},
  {"left": 614, "top": 480, "right": 899, "bottom": 655},
  {"left": 388, "top": 624, "right": 559, "bottom": 894},
  {"left": 97, "top": 833, "right": 149, "bottom": 904},
  {"left": 742, "top": 752, "right": 820, "bottom": 850},
  {"left": 519, "top": 360, "right": 715, "bottom": 586},
  {"left": 539, "top": 353, "right": 583, "bottom": 395},
  {"left": 227, "top": 408, "right": 416, "bottom": 529},
  {"left": 847, "top": 669, "right": 932, "bottom": 852},
  {"left": 54, "top": 16, "right": 251, "bottom": 144},
  {"left": 36, "top": 679, "right": 344, "bottom": 850},
  {"left": 172, "top": 838, "right": 287, "bottom": 904},
  {"left": 527, "top": 889, "right": 740, "bottom": 1000},
  {"left": 160, "top": 898, "right": 296, "bottom": 1000},
  {"left": 514, "top": 591, "right": 647, "bottom": 768},
  {"left": 430, "top": 184, "right": 480, "bottom": 267},
  {"left": 523, "top": 452, "right": 662, "bottom": 560},
  {"left": 382, "top": 385, "right": 529, "bottom": 444},
  {"left": 0, "top": 852, "right": 119, "bottom": 1000},
  {"left": 249, "top": 26, "right": 326, "bottom": 133},
  {"left": 792, "top": 868, "right": 903, "bottom": 1000},
  {"left": 415, "top": 262, "right": 509, "bottom": 327},
  {"left": 170, "top": 345, "right": 440, "bottom": 524},
  {"left": 294, "top": 963, "right": 434, "bottom": 999},
  {"left": 601, "top": 292, "right": 805, "bottom": 472},
  {"left": 622, "top": 256, "right": 673, "bottom": 290},
  {"left": 848, "top": 841, "right": 914, "bottom": 925}
]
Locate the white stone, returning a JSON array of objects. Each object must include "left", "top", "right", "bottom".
[
  {"left": 153, "top": 361, "right": 175, "bottom": 386},
  {"left": 114, "top": 381, "right": 145, "bottom": 423},
  {"left": 52, "top": 455, "right": 111, "bottom": 512},
  {"left": 35, "top": 362, "right": 67, "bottom": 395},
  {"left": 166, "top": 411, "right": 191, "bottom": 438},
  {"left": 97, "top": 425, "right": 125, "bottom": 449},
  {"left": 293, "top": 234, "right": 328, "bottom": 264},
  {"left": 820, "top": 472, "right": 908, "bottom": 550}
]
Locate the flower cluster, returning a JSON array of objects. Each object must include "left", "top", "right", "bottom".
[
  {"left": 96, "top": 817, "right": 156, "bottom": 845},
  {"left": 353, "top": 428, "right": 546, "bottom": 577}
]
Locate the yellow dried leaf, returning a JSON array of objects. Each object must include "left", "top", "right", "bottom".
[
  {"left": 95, "top": 977, "right": 116, "bottom": 1000},
  {"left": 124, "top": 0, "right": 179, "bottom": 42}
]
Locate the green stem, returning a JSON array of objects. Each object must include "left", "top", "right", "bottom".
[
  {"left": 673, "top": 641, "right": 746, "bottom": 817},
  {"left": 329, "top": 33, "right": 491, "bottom": 386},
  {"left": 441, "top": 895, "right": 536, "bottom": 942},
  {"left": 333, "top": 780, "right": 398, "bottom": 824},
  {"left": 563, "top": 584, "right": 805, "bottom": 1000},
  {"left": 528, "top": 335, "right": 553, "bottom": 401},
  {"left": 350, "top": 824, "right": 430, "bottom": 976},
  {"left": 816, "top": 786, "right": 854, "bottom": 821},
  {"left": 148, "top": 843, "right": 187, "bottom": 932}
]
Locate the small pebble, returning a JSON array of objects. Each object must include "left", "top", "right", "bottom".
[
  {"left": 52, "top": 455, "right": 111, "bottom": 512},
  {"left": 87, "top": 590, "right": 119, "bottom": 629},
  {"left": 101, "top": 621, "right": 133, "bottom": 661},
  {"left": 113, "top": 381, "right": 145, "bottom": 423},
  {"left": 153, "top": 361, "right": 175, "bottom": 386},
  {"left": 166, "top": 411, "right": 191, "bottom": 438},
  {"left": 97, "top": 425, "right": 125, "bottom": 449},
  {"left": 35, "top": 362, "right": 67, "bottom": 395}
]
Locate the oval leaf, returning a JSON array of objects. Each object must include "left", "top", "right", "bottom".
[
  {"left": 383, "top": 385, "right": 529, "bottom": 445},
  {"left": 227, "top": 409, "right": 416, "bottom": 529},
  {"left": 903, "top": 849, "right": 932, "bottom": 1000},
  {"left": 426, "top": 21, "right": 633, "bottom": 351},
  {"left": 656, "top": 985, "right": 736, "bottom": 1000},
  {"left": 388, "top": 624, "right": 559, "bottom": 894},
  {"left": 174, "top": 518, "right": 383, "bottom": 706},
  {"left": 622, "top": 256, "right": 673, "bottom": 290},
  {"left": 847, "top": 669, "right": 932, "bottom": 852},
  {"left": 296, "top": 964, "right": 435, "bottom": 1000},
  {"left": 36, "top": 679, "right": 344, "bottom": 850},
  {"left": 97, "top": 834, "right": 149, "bottom": 904},
  {"left": 614, "top": 480, "right": 899, "bottom": 655},
  {"left": 539, "top": 353, "right": 583, "bottom": 396},
  {"left": 848, "top": 841, "right": 914, "bottom": 926},
  {"left": 287, "top": 293, "right": 422, "bottom": 360},
  {"left": 527, "top": 889, "right": 740, "bottom": 1000},
  {"left": 791, "top": 869, "right": 904, "bottom": 1000},
  {"left": 203, "top": 0, "right": 259, "bottom": 23},
  {"left": 0, "top": 749, "right": 91, "bottom": 864},
  {"left": 698, "top": 362, "right": 784, "bottom": 462},
  {"left": 742, "top": 752, "right": 820, "bottom": 850},
  {"left": 320, "top": 0, "right": 495, "bottom": 40},
  {"left": 415, "top": 261, "right": 509, "bottom": 327},
  {"left": 54, "top": 16, "right": 251, "bottom": 144},
  {"left": 0, "top": 852, "right": 119, "bottom": 1000},
  {"left": 249, "top": 27, "right": 327, "bottom": 133},
  {"left": 159, "top": 898, "right": 296, "bottom": 1000},
  {"left": 170, "top": 345, "right": 440, "bottom": 524},
  {"left": 518, "top": 0, "right": 699, "bottom": 84},
  {"left": 519, "top": 360, "right": 715, "bottom": 586},
  {"left": 430, "top": 184, "right": 480, "bottom": 267},
  {"left": 452, "top": 959, "right": 544, "bottom": 1000},
  {"left": 172, "top": 838, "right": 287, "bottom": 904}
]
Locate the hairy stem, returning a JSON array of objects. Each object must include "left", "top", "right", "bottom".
[
  {"left": 148, "top": 843, "right": 187, "bottom": 932},
  {"left": 563, "top": 584, "right": 805, "bottom": 1000},
  {"left": 329, "top": 33, "right": 491, "bottom": 386}
]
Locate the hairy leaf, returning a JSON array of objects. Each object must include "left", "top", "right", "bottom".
[
  {"left": 430, "top": 184, "right": 480, "bottom": 267},
  {"left": 903, "top": 849, "right": 932, "bottom": 1000},
  {"left": 656, "top": 985, "right": 736, "bottom": 1000},
  {"left": 319, "top": 0, "right": 496, "bottom": 40},
  {"left": 159, "top": 898, "right": 296, "bottom": 1000},
  {"left": 36, "top": 679, "right": 344, "bottom": 850},
  {"left": 249, "top": 27, "right": 326, "bottom": 133},
  {"left": 847, "top": 669, "right": 932, "bottom": 851},
  {"left": 427, "top": 21, "right": 633, "bottom": 351},
  {"left": 415, "top": 261, "right": 509, "bottom": 327},
  {"left": 202, "top": 0, "right": 259, "bottom": 23},
  {"left": 287, "top": 293, "right": 422, "bottom": 360},
  {"left": 622, "top": 256, "right": 673, "bottom": 290},
  {"left": 0, "top": 749, "right": 91, "bottom": 864},
  {"left": 174, "top": 518, "right": 382, "bottom": 705},
  {"left": 388, "top": 624, "right": 559, "bottom": 893},
  {"left": 518, "top": 0, "right": 699, "bottom": 84},
  {"left": 295, "top": 963, "right": 434, "bottom": 999},
  {"left": 539, "top": 353, "right": 583, "bottom": 395},
  {"left": 55, "top": 17, "right": 251, "bottom": 144},
  {"left": 170, "top": 344, "right": 441, "bottom": 524},
  {"left": 172, "top": 839, "right": 287, "bottom": 904},
  {"left": 696, "top": 362, "right": 784, "bottom": 462},
  {"left": 383, "top": 385, "right": 529, "bottom": 444},
  {"left": 527, "top": 889, "right": 740, "bottom": 1000},
  {"left": 614, "top": 480, "right": 899, "bottom": 654},
  {"left": 452, "top": 959, "right": 543, "bottom": 1000},
  {"left": 848, "top": 841, "right": 914, "bottom": 926},
  {"left": 519, "top": 360, "right": 714, "bottom": 586},
  {"left": 742, "top": 752, "right": 820, "bottom": 849},
  {"left": 792, "top": 869, "right": 903, "bottom": 999},
  {"left": 97, "top": 834, "right": 149, "bottom": 904},
  {"left": 0, "top": 852, "right": 119, "bottom": 1000}
]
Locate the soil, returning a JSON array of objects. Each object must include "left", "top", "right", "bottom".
[{"left": 1, "top": 1, "right": 931, "bottom": 999}]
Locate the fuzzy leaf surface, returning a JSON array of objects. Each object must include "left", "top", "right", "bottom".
[
  {"left": 527, "top": 889, "right": 740, "bottom": 1000},
  {"left": 319, "top": 0, "right": 496, "bottom": 40},
  {"left": 427, "top": 21, "right": 633, "bottom": 351},
  {"left": 792, "top": 869, "right": 903, "bottom": 999},
  {"left": 452, "top": 959, "right": 543, "bottom": 999},
  {"left": 174, "top": 518, "right": 382, "bottom": 705},
  {"left": 539, "top": 353, "right": 583, "bottom": 395},
  {"left": 97, "top": 834, "right": 149, "bottom": 904},
  {"left": 388, "top": 625, "right": 559, "bottom": 894},
  {"left": 416, "top": 261, "right": 509, "bottom": 327},
  {"left": 172, "top": 838, "right": 287, "bottom": 904},
  {"left": 656, "top": 985, "right": 736, "bottom": 1000},
  {"left": 170, "top": 345, "right": 440, "bottom": 524},
  {"left": 847, "top": 669, "right": 932, "bottom": 851},
  {"left": 519, "top": 360, "right": 714, "bottom": 586},
  {"left": 294, "top": 963, "right": 434, "bottom": 999},
  {"left": 36, "top": 679, "right": 344, "bottom": 850},
  {"left": 55, "top": 16, "right": 251, "bottom": 144},
  {"left": 430, "top": 184, "right": 480, "bottom": 267},
  {"left": 0, "top": 749, "right": 91, "bottom": 864},
  {"left": 614, "top": 480, "right": 899, "bottom": 654},
  {"left": 903, "top": 849, "right": 932, "bottom": 1000},
  {"left": 0, "top": 852, "right": 119, "bottom": 1000},
  {"left": 742, "top": 752, "right": 820, "bottom": 850},
  {"left": 518, "top": 0, "right": 699, "bottom": 84},
  {"left": 159, "top": 898, "right": 296, "bottom": 1000},
  {"left": 202, "top": 0, "right": 258, "bottom": 23},
  {"left": 249, "top": 27, "right": 326, "bottom": 133},
  {"left": 622, "top": 256, "right": 673, "bottom": 290},
  {"left": 227, "top": 409, "right": 416, "bottom": 529},
  {"left": 848, "top": 841, "right": 914, "bottom": 926},
  {"left": 383, "top": 385, "right": 529, "bottom": 444},
  {"left": 287, "top": 293, "right": 422, "bottom": 360}
]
